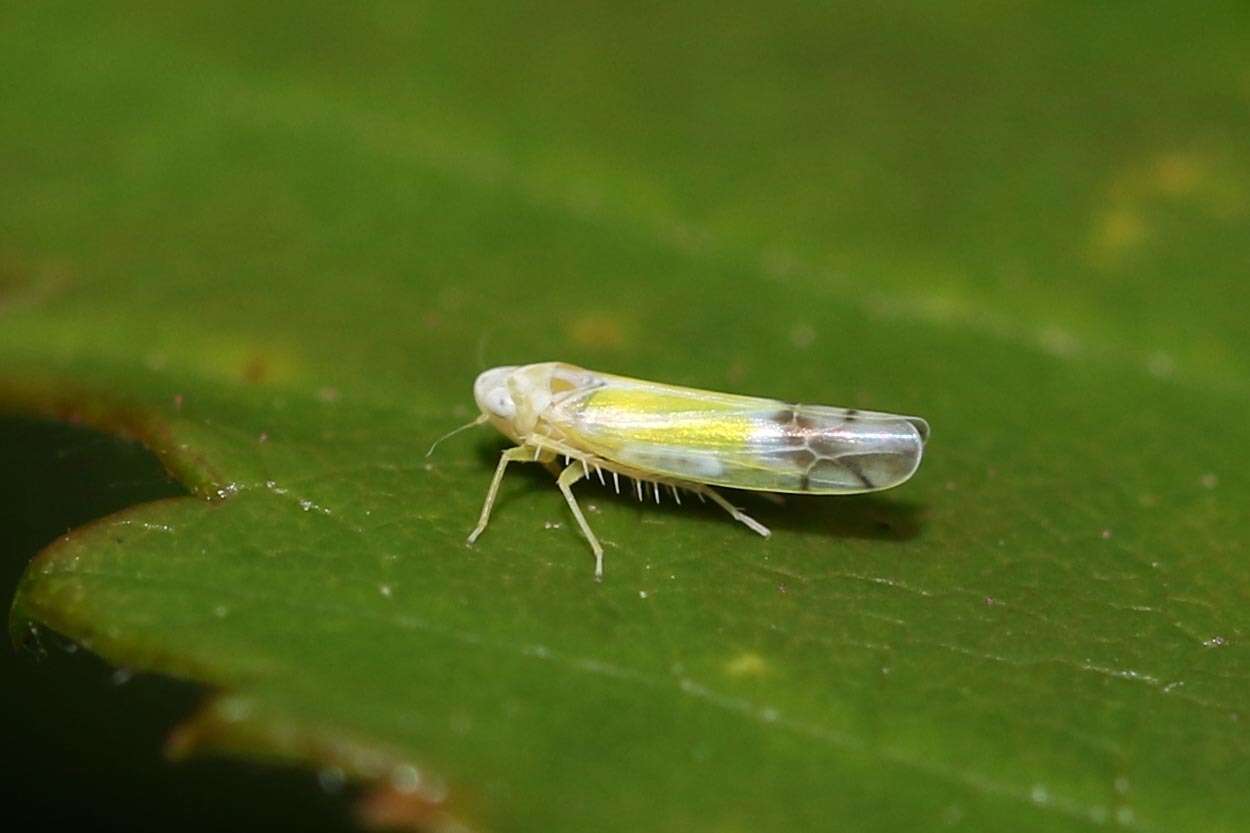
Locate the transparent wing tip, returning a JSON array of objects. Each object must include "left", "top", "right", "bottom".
[{"left": 906, "top": 416, "right": 930, "bottom": 446}]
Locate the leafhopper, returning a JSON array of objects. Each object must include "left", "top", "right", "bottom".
[{"left": 433, "top": 362, "right": 929, "bottom": 579}]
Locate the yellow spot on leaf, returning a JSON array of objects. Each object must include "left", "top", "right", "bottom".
[
  {"left": 1091, "top": 147, "right": 1248, "bottom": 267},
  {"left": 567, "top": 312, "right": 630, "bottom": 350},
  {"left": 1151, "top": 152, "right": 1206, "bottom": 197},
  {"left": 724, "top": 652, "right": 769, "bottom": 677},
  {"left": 1090, "top": 208, "right": 1146, "bottom": 265},
  {"left": 219, "top": 342, "right": 301, "bottom": 386}
]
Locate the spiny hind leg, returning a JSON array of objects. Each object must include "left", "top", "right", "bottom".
[
  {"left": 697, "top": 485, "right": 772, "bottom": 538},
  {"left": 468, "top": 446, "right": 537, "bottom": 546},
  {"left": 556, "top": 462, "right": 605, "bottom": 580}
]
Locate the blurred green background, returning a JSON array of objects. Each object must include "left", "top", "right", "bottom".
[{"left": 3, "top": 3, "right": 1249, "bottom": 832}]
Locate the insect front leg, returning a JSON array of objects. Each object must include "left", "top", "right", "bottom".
[
  {"left": 556, "top": 462, "right": 605, "bottom": 580},
  {"left": 698, "top": 486, "right": 772, "bottom": 538},
  {"left": 468, "top": 446, "right": 540, "bottom": 546}
]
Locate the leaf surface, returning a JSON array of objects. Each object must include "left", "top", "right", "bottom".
[{"left": 4, "top": 4, "right": 1250, "bottom": 831}]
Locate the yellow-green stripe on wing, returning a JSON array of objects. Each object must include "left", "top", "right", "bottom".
[{"left": 547, "top": 376, "right": 928, "bottom": 494}]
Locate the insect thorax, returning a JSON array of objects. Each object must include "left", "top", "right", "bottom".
[{"left": 504, "top": 362, "right": 598, "bottom": 438}]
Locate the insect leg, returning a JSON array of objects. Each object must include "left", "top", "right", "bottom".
[
  {"left": 698, "top": 486, "right": 772, "bottom": 538},
  {"left": 468, "top": 446, "right": 536, "bottom": 546},
  {"left": 556, "top": 462, "right": 605, "bottom": 580}
]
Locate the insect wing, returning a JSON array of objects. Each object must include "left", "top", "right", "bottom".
[{"left": 546, "top": 373, "right": 927, "bottom": 494}]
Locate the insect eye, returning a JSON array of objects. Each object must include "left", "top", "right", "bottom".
[{"left": 488, "top": 388, "right": 516, "bottom": 418}]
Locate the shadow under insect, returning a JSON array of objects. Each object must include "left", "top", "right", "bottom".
[{"left": 756, "top": 492, "right": 923, "bottom": 542}]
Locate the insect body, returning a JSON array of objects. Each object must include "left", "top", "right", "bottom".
[{"left": 442, "top": 362, "right": 929, "bottom": 579}]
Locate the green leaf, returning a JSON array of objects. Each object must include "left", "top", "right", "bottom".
[{"left": 5, "top": 3, "right": 1250, "bottom": 831}]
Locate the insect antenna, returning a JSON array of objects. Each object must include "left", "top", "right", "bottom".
[{"left": 425, "top": 413, "right": 489, "bottom": 458}]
